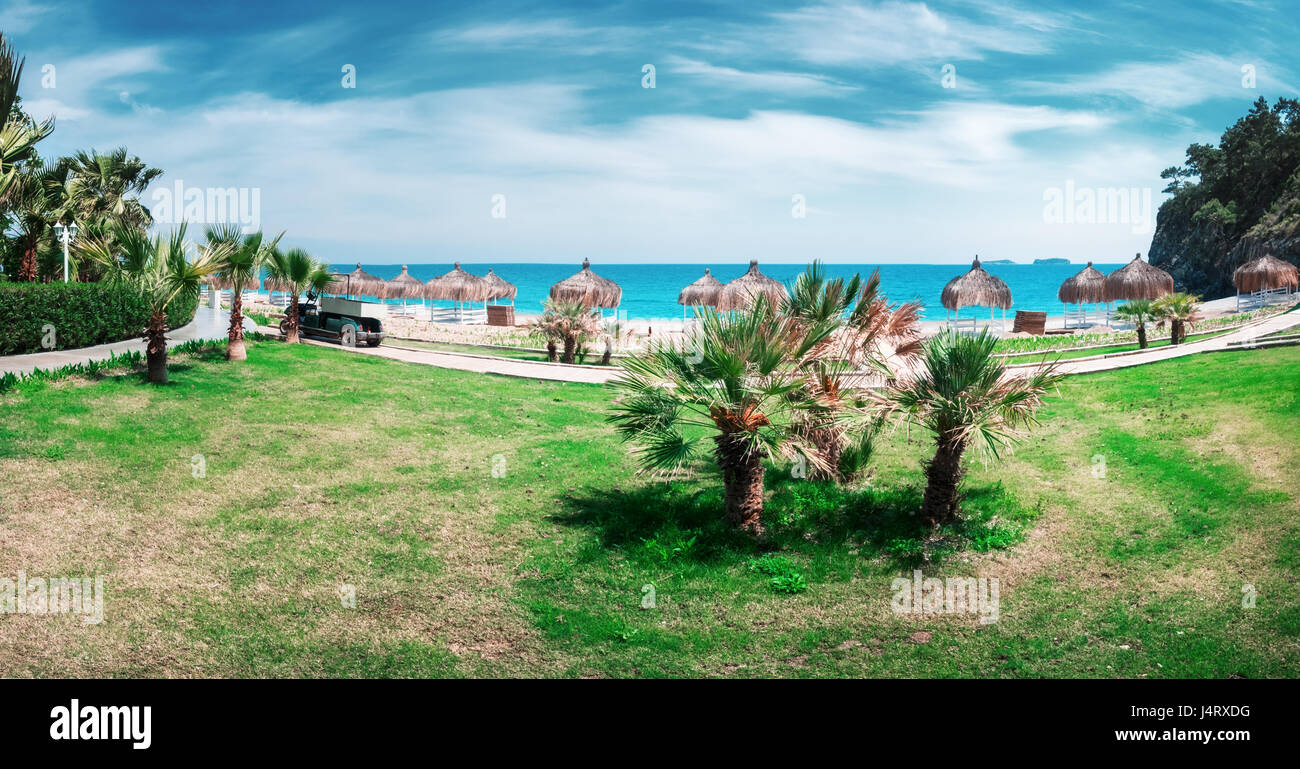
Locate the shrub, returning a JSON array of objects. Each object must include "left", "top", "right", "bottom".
[{"left": 0, "top": 282, "right": 200, "bottom": 355}]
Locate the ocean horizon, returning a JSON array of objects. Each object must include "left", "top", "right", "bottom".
[{"left": 325, "top": 262, "right": 1127, "bottom": 320}]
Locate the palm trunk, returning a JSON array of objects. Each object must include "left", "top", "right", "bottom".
[
  {"left": 805, "top": 422, "right": 842, "bottom": 481},
  {"left": 227, "top": 293, "right": 247, "bottom": 360},
  {"left": 17, "top": 244, "right": 37, "bottom": 282},
  {"left": 1136, "top": 323, "right": 1147, "bottom": 349},
  {"left": 715, "top": 433, "right": 766, "bottom": 534},
  {"left": 920, "top": 438, "right": 966, "bottom": 527},
  {"left": 1171, "top": 319, "right": 1184, "bottom": 345},
  {"left": 601, "top": 338, "right": 612, "bottom": 366},
  {"left": 561, "top": 335, "right": 576, "bottom": 364},
  {"left": 285, "top": 294, "right": 301, "bottom": 344},
  {"left": 546, "top": 340, "right": 557, "bottom": 362},
  {"left": 145, "top": 310, "right": 169, "bottom": 385}
]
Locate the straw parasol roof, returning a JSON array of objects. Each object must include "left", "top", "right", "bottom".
[
  {"left": 549, "top": 258, "right": 622, "bottom": 309},
  {"left": 716, "top": 261, "right": 787, "bottom": 312},
  {"left": 385, "top": 265, "right": 426, "bottom": 300},
  {"left": 1233, "top": 253, "right": 1298, "bottom": 293},
  {"left": 1103, "top": 253, "right": 1173, "bottom": 302},
  {"left": 677, "top": 268, "right": 723, "bottom": 307},
  {"left": 483, "top": 268, "right": 518, "bottom": 302},
  {"left": 941, "top": 256, "right": 1012, "bottom": 311},
  {"left": 426, "top": 262, "right": 492, "bottom": 303},
  {"left": 1058, "top": 262, "right": 1107, "bottom": 304},
  {"left": 332, "top": 263, "right": 388, "bottom": 298}
]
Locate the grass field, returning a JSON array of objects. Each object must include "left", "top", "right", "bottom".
[{"left": 1, "top": 338, "right": 1297, "bottom": 677}]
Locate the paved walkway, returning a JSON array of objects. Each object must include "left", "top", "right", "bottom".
[
  {"left": 1029, "top": 308, "right": 1300, "bottom": 376},
  {"left": 275, "top": 331, "right": 619, "bottom": 384},
  {"left": 0, "top": 308, "right": 252, "bottom": 377}
]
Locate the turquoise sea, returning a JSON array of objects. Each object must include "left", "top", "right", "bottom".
[{"left": 326, "top": 262, "right": 1126, "bottom": 321}]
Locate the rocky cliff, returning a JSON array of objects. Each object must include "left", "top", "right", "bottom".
[{"left": 1147, "top": 98, "right": 1300, "bottom": 298}]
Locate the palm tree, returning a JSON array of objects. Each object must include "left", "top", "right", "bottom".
[
  {"left": 3, "top": 162, "right": 61, "bottom": 281},
  {"left": 1152, "top": 293, "right": 1201, "bottom": 345},
  {"left": 206, "top": 225, "right": 283, "bottom": 360},
  {"left": 77, "top": 223, "right": 230, "bottom": 384},
  {"left": 883, "top": 330, "right": 1058, "bottom": 527},
  {"left": 0, "top": 34, "right": 55, "bottom": 201},
  {"left": 532, "top": 299, "right": 599, "bottom": 364},
  {"left": 608, "top": 294, "right": 840, "bottom": 534},
  {"left": 56, "top": 147, "right": 161, "bottom": 233},
  {"left": 266, "top": 247, "right": 333, "bottom": 344},
  {"left": 1113, "top": 299, "right": 1157, "bottom": 349},
  {"left": 782, "top": 263, "right": 922, "bottom": 481}
]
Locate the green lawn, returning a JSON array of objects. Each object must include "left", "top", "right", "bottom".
[{"left": 1, "top": 338, "right": 1296, "bottom": 677}]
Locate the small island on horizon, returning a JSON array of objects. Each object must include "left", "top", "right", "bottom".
[{"left": 1033, "top": 258, "right": 1071, "bottom": 265}]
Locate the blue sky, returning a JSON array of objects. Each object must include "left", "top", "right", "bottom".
[{"left": 3, "top": 0, "right": 1297, "bottom": 264}]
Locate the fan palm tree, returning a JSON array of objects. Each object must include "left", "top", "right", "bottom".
[
  {"left": 1152, "top": 292, "right": 1201, "bottom": 345},
  {"left": 608, "top": 294, "right": 840, "bottom": 534},
  {"left": 266, "top": 247, "right": 333, "bottom": 344},
  {"left": 782, "top": 263, "right": 922, "bottom": 481},
  {"left": 532, "top": 298, "right": 600, "bottom": 363},
  {"left": 3, "top": 161, "right": 61, "bottom": 281},
  {"left": 1113, "top": 299, "right": 1157, "bottom": 349},
  {"left": 77, "top": 223, "right": 230, "bottom": 384},
  {"left": 882, "top": 330, "right": 1058, "bottom": 527},
  {"left": 56, "top": 147, "right": 161, "bottom": 233},
  {"left": 206, "top": 225, "right": 283, "bottom": 360},
  {"left": 0, "top": 35, "right": 55, "bottom": 201}
]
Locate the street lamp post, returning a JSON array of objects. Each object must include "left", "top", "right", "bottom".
[{"left": 53, "top": 222, "right": 79, "bottom": 283}]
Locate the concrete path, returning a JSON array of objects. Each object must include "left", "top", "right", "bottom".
[
  {"left": 268, "top": 330, "right": 619, "bottom": 384},
  {"left": 0, "top": 308, "right": 253, "bottom": 377},
  {"left": 1034, "top": 308, "right": 1300, "bottom": 376},
  {"left": 256, "top": 307, "right": 1300, "bottom": 385}
]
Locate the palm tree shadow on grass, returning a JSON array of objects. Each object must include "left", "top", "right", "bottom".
[{"left": 553, "top": 469, "right": 1038, "bottom": 568}]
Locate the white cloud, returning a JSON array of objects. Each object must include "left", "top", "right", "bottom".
[
  {"left": 768, "top": 1, "right": 1056, "bottom": 66},
  {"left": 1022, "top": 53, "right": 1298, "bottom": 109},
  {"left": 663, "top": 56, "right": 858, "bottom": 95},
  {"left": 19, "top": 46, "right": 167, "bottom": 122},
  {"left": 0, "top": 0, "right": 47, "bottom": 35}
]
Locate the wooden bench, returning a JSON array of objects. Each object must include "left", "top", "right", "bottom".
[{"left": 1012, "top": 310, "right": 1047, "bottom": 335}]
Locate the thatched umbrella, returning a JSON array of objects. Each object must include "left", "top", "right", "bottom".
[
  {"left": 1058, "top": 261, "right": 1108, "bottom": 328},
  {"left": 940, "top": 256, "right": 1012, "bottom": 331},
  {"left": 207, "top": 272, "right": 261, "bottom": 292},
  {"left": 483, "top": 268, "right": 518, "bottom": 304},
  {"left": 331, "top": 263, "right": 388, "bottom": 299},
  {"left": 1103, "top": 253, "right": 1173, "bottom": 302},
  {"left": 549, "top": 258, "right": 622, "bottom": 312},
  {"left": 716, "top": 261, "right": 787, "bottom": 312},
  {"left": 1233, "top": 253, "right": 1298, "bottom": 294},
  {"left": 677, "top": 268, "right": 723, "bottom": 315},
  {"left": 385, "top": 265, "right": 426, "bottom": 314},
  {"left": 426, "top": 262, "right": 492, "bottom": 323}
]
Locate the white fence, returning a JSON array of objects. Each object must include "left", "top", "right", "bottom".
[
  {"left": 1236, "top": 287, "right": 1293, "bottom": 311},
  {"left": 1064, "top": 305, "right": 1112, "bottom": 328}
]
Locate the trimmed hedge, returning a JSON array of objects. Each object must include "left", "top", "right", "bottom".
[{"left": 0, "top": 282, "right": 201, "bottom": 355}]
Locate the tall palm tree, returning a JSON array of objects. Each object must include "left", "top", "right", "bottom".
[
  {"left": 0, "top": 34, "right": 55, "bottom": 201},
  {"left": 266, "top": 247, "right": 333, "bottom": 344},
  {"left": 1152, "top": 292, "right": 1201, "bottom": 345},
  {"left": 882, "top": 330, "right": 1058, "bottom": 527},
  {"left": 608, "top": 294, "right": 840, "bottom": 534},
  {"left": 206, "top": 225, "right": 283, "bottom": 360},
  {"left": 782, "top": 263, "right": 922, "bottom": 481},
  {"left": 77, "top": 223, "right": 230, "bottom": 384},
  {"left": 56, "top": 147, "right": 161, "bottom": 232},
  {"left": 3, "top": 161, "right": 61, "bottom": 281},
  {"left": 1113, "top": 299, "right": 1156, "bottom": 349},
  {"left": 532, "top": 298, "right": 599, "bottom": 364}
]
